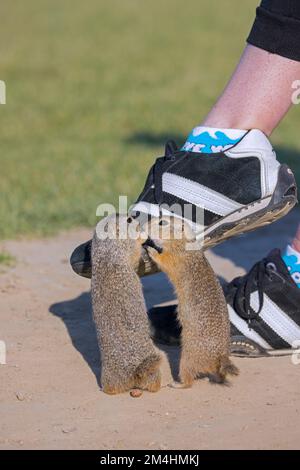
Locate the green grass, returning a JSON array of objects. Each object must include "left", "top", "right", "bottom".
[
  {"left": 0, "top": 251, "right": 15, "bottom": 267},
  {"left": 0, "top": 0, "right": 299, "bottom": 239}
]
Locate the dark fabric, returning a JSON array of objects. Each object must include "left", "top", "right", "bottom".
[
  {"left": 168, "top": 153, "right": 262, "bottom": 205},
  {"left": 135, "top": 149, "right": 262, "bottom": 224},
  {"left": 267, "top": 277, "right": 300, "bottom": 328},
  {"left": 248, "top": 1, "right": 300, "bottom": 61}
]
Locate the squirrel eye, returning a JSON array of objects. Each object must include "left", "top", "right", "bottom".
[
  {"left": 127, "top": 217, "right": 133, "bottom": 224},
  {"left": 159, "top": 219, "right": 168, "bottom": 226}
]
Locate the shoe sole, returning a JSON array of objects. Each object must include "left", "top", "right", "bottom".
[
  {"left": 231, "top": 335, "right": 297, "bottom": 358},
  {"left": 149, "top": 326, "right": 296, "bottom": 358}
]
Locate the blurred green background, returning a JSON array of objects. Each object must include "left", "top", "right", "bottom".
[{"left": 1, "top": 0, "right": 299, "bottom": 239}]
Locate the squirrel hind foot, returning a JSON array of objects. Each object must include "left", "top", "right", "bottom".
[
  {"left": 101, "top": 375, "right": 136, "bottom": 395},
  {"left": 176, "top": 368, "right": 195, "bottom": 388},
  {"left": 102, "top": 383, "right": 131, "bottom": 395},
  {"left": 101, "top": 354, "right": 162, "bottom": 395},
  {"left": 140, "top": 370, "right": 162, "bottom": 393},
  {"left": 134, "top": 354, "right": 162, "bottom": 393}
]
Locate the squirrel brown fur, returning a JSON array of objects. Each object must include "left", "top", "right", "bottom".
[
  {"left": 91, "top": 214, "right": 161, "bottom": 395},
  {"left": 143, "top": 216, "right": 239, "bottom": 387}
]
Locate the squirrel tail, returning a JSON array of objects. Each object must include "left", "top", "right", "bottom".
[
  {"left": 220, "top": 356, "right": 239, "bottom": 378},
  {"left": 210, "top": 356, "right": 239, "bottom": 384}
]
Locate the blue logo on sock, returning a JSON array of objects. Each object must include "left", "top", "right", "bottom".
[
  {"left": 182, "top": 130, "right": 241, "bottom": 153},
  {"left": 282, "top": 253, "right": 300, "bottom": 286}
]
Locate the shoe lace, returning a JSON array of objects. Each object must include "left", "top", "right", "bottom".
[{"left": 232, "top": 258, "right": 276, "bottom": 327}]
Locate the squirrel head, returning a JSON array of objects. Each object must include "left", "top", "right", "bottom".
[
  {"left": 95, "top": 214, "right": 145, "bottom": 268},
  {"left": 142, "top": 216, "right": 198, "bottom": 266}
]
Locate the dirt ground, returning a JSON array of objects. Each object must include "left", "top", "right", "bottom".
[{"left": 1, "top": 210, "right": 300, "bottom": 450}]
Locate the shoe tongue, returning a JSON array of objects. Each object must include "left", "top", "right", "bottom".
[{"left": 266, "top": 248, "right": 295, "bottom": 285}]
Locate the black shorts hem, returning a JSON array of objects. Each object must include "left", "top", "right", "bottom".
[{"left": 247, "top": 6, "right": 300, "bottom": 62}]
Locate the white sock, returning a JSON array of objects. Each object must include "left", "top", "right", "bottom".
[{"left": 182, "top": 126, "right": 247, "bottom": 153}]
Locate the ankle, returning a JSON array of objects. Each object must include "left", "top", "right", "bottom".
[
  {"left": 202, "top": 115, "right": 273, "bottom": 136},
  {"left": 292, "top": 239, "right": 300, "bottom": 253},
  {"left": 202, "top": 115, "right": 246, "bottom": 130}
]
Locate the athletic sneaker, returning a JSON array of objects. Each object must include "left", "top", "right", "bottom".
[
  {"left": 132, "top": 129, "right": 297, "bottom": 248},
  {"left": 227, "top": 249, "right": 300, "bottom": 356},
  {"left": 148, "top": 249, "right": 300, "bottom": 357},
  {"left": 70, "top": 129, "right": 297, "bottom": 278}
]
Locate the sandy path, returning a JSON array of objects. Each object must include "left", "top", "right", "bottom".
[{"left": 0, "top": 210, "right": 300, "bottom": 450}]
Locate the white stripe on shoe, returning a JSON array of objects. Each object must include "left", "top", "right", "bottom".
[
  {"left": 162, "top": 172, "right": 243, "bottom": 216},
  {"left": 251, "top": 292, "right": 300, "bottom": 346},
  {"left": 228, "top": 305, "right": 271, "bottom": 349},
  {"left": 131, "top": 201, "right": 203, "bottom": 233}
]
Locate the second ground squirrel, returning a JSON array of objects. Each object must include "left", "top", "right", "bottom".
[{"left": 143, "top": 216, "right": 239, "bottom": 387}]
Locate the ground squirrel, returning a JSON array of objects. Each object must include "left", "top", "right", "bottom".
[
  {"left": 143, "top": 216, "right": 239, "bottom": 387},
  {"left": 91, "top": 214, "right": 161, "bottom": 395}
]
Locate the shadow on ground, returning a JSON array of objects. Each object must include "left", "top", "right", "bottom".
[
  {"left": 276, "top": 145, "right": 300, "bottom": 186},
  {"left": 125, "top": 131, "right": 185, "bottom": 149},
  {"left": 49, "top": 274, "right": 179, "bottom": 383},
  {"left": 49, "top": 292, "right": 101, "bottom": 383}
]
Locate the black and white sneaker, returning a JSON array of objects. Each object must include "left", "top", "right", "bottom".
[
  {"left": 70, "top": 129, "right": 297, "bottom": 278},
  {"left": 132, "top": 129, "right": 297, "bottom": 249},
  {"left": 226, "top": 249, "right": 300, "bottom": 357},
  {"left": 148, "top": 249, "right": 300, "bottom": 357}
]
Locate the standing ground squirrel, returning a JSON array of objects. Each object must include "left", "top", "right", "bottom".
[
  {"left": 91, "top": 214, "right": 161, "bottom": 395},
  {"left": 143, "top": 216, "right": 239, "bottom": 387}
]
